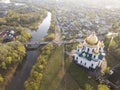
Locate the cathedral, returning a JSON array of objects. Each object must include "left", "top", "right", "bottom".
[{"left": 73, "top": 32, "right": 105, "bottom": 69}]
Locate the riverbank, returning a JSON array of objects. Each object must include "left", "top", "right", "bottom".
[
  {"left": 0, "top": 63, "right": 19, "bottom": 90},
  {"left": 5, "top": 50, "right": 39, "bottom": 90},
  {"left": 42, "top": 11, "right": 58, "bottom": 41},
  {"left": 0, "top": 41, "right": 26, "bottom": 90}
]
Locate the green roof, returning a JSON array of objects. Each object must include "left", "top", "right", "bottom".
[
  {"left": 79, "top": 52, "right": 92, "bottom": 61},
  {"left": 98, "top": 54, "right": 104, "bottom": 60}
]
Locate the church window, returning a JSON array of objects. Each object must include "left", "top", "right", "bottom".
[
  {"left": 83, "top": 46, "right": 86, "bottom": 50},
  {"left": 76, "top": 57, "right": 78, "bottom": 60},
  {"left": 87, "top": 48, "right": 89, "bottom": 52},
  {"left": 91, "top": 64, "right": 93, "bottom": 67},
  {"left": 99, "top": 48, "right": 101, "bottom": 50},
  {"left": 81, "top": 61, "right": 82, "bottom": 63}
]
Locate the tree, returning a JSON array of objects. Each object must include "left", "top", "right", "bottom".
[
  {"left": 85, "top": 84, "right": 93, "bottom": 90},
  {"left": 98, "top": 84, "right": 110, "bottom": 90},
  {"left": 0, "top": 74, "right": 4, "bottom": 83},
  {"left": 104, "top": 67, "right": 110, "bottom": 74},
  {"left": 6, "top": 57, "right": 12, "bottom": 64},
  {"left": 1, "top": 62, "right": 7, "bottom": 70}
]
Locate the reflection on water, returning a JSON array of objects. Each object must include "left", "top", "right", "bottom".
[{"left": 29, "top": 12, "right": 51, "bottom": 41}]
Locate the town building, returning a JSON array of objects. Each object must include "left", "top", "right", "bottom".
[
  {"left": 0, "top": 0, "right": 10, "bottom": 3},
  {"left": 73, "top": 32, "right": 105, "bottom": 69}
]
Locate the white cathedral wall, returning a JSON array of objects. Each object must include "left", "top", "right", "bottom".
[
  {"left": 90, "top": 60, "right": 99, "bottom": 69},
  {"left": 78, "top": 48, "right": 82, "bottom": 53},
  {"left": 89, "top": 48, "right": 93, "bottom": 54},
  {"left": 74, "top": 54, "right": 100, "bottom": 69},
  {"left": 92, "top": 53, "right": 99, "bottom": 60},
  {"left": 76, "top": 48, "right": 82, "bottom": 54},
  {"left": 84, "top": 46, "right": 88, "bottom": 52},
  {"left": 74, "top": 54, "right": 79, "bottom": 61},
  {"left": 100, "top": 47, "right": 104, "bottom": 53}
]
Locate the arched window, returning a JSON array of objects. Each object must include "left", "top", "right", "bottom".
[
  {"left": 81, "top": 61, "right": 82, "bottom": 63},
  {"left": 99, "top": 48, "right": 101, "bottom": 50},
  {"left": 76, "top": 57, "right": 78, "bottom": 60},
  {"left": 87, "top": 48, "right": 89, "bottom": 52},
  {"left": 91, "top": 64, "right": 93, "bottom": 67},
  {"left": 78, "top": 49, "right": 79, "bottom": 52},
  {"left": 94, "top": 55, "right": 96, "bottom": 59},
  {"left": 83, "top": 46, "right": 85, "bottom": 50}
]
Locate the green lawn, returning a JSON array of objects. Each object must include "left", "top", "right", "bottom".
[
  {"left": 106, "top": 53, "right": 120, "bottom": 68},
  {"left": 65, "top": 56, "right": 98, "bottom": 90},
  {"left": 39, "top": 46, "right": 63, "bottom": 90}
]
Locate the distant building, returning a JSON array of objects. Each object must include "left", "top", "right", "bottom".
[
  {"left": 0, "top": 0, "right": 11, "bottom": 3},
  {"left": 1, "top": 30, "right": 16, "bottom": 42},
  {"left": 73, "top": 32, "right": 105, "bottom": 69}
]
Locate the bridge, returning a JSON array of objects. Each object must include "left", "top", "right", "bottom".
[
  {"left": 23, "top": 41, "right": 50, "bottom": 50},
  {"left": 23, "top": 39, "right": 84, "bottom": 50},
  {"left": 24, "top": 41, "right": 49, "bottom": 45}
]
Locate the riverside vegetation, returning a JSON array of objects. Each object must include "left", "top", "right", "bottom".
[
  {"left": 24, "top": 43, "right": 54, "bottom": 90},
  {"left": 0, "top": 41, "right": 26, "bottom": 90},
  {"left": 0, "top": 7, "right": 47, "bottom": 90}
]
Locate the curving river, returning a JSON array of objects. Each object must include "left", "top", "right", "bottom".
[{"left": 5, "top": 12, "right": 51, "bottom": 90}]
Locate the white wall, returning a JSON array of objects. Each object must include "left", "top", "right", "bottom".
[{"left": 74, "top": 54, "right": 102, "bottom": 69}]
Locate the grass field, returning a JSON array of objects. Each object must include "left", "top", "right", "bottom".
[
  {"left": 64, "top": 56, "right": 98, "bottom": 90},
  {"left": 39, "top": 46, "right": 63, "bottom": 90}
]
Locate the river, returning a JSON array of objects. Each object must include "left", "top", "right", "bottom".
[{"left": 5, "top": 12, "right": 51, "bottom": 90}]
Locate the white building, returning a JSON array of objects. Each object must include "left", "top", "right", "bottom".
[{"left": 73, "top": 32, "right": 105, "bottom": 69}]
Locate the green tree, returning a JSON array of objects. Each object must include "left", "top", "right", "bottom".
[
  {"left": 98, "top": 84, "right": 110, "bottom": 90},
  {"left": 85, "top": 84, "right": 93, "bottom": 90},
  {"left": 0, "top": 74, "right": 4, "bottom": 83},
  {"left": 104, "top": 67, "right": 110, "bottom": 74},
  {"left": 6, "top": 57, "right": 12, "bottom": 64},
  {"left": 1, "top": 62, "right": 7, "bottom": 70}
]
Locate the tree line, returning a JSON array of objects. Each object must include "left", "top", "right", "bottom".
[
  {"left": 0, "top": 10, "right": 47, "bottom": 30},
  {"left": 24, "top": 43, "right": 54, "bottom": 90},
  {"left": 0, "top": 41, "right": 26, "bottom": 88}
]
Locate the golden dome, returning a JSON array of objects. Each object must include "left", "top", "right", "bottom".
[
  {"left": 85, "top": 32, "right": 98, "bottom": 46},
  {"left": 78, "top": 42, "right": 83, "bottom": 48},
  {"left": 100, "top": 41, "right": 104, "bottom": 47},
  {"left": 93, "top": 48, "right": 99, "bottom": 55}
]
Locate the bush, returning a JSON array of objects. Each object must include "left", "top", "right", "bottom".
[
  {"left": 44, "top": 33, "right": 55, "bottom": 41},
  {"left": 98, "top": 84, "right": 110, "bottom": 90},
  {"left": 85, "top": 83, "right": 93, "bottom": 90},
  {"left": 104, "top": 67, "right": 110, "bottom": 74},
  {"left": 0, "top": 41, "right": 26, "bottom": 70},
  {"left": 0, "top": 74, "right": 4, "bottom": 83}
]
